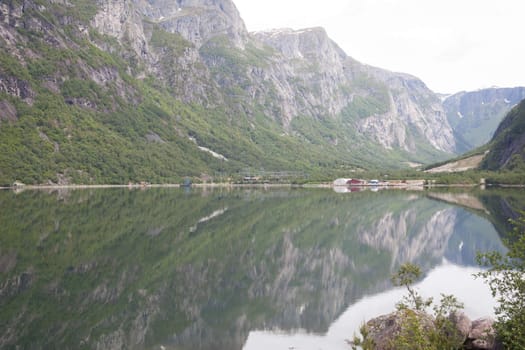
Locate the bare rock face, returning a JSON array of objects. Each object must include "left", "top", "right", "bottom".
[
  {"left": 91, "top": 0, "right": 246, "bottom": 104},
  {"left": 92, "top": 0, "right": 247, "bottom": 57},
  {"left": 449, "top": 311, "right": 473, "bottom": 342},
  {"left": 359, "top": 68, "right": 455, "bottom": 153},
  {"left": 252, "top": 28, "right": 353, "bottom": 126},
  {"left": 92, "top": 0, "right": 149, "bottom": 59},
  {"left": 0, "top": 74, "right": 34, "bottom": 104},
  {"left": 0, "top": 1, "right": 24, "bottom": 27},
  {"left": 0, "top": 272, "right": 33, "bottom": 299},
  {"left": 0, "top": 100, "right": 17, "bottom": 122},
  {"left": 362, "top": 309, "right": 436, "bottom": 350},
  {"left": 360, "top": 311, "right": 497, "bottom": 350},
  {"left": 145, "top": 0, "right": 248, "bottom": 48},
  {"left": 253, "top": 28, "right": 455, "bottom": 153},
  {"left": 466, "top": 318, "right": 496, "bottom": 350}
]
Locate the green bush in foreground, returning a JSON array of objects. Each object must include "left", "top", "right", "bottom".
[
  {"left": 352, "top": 263, "right": 464, "bottom": 350},
  {"left": 353, "top": 214, "right": 525, "bottom": 350},
  {"left": 477, "top": 216, "right": 525, "bottom": 350}
]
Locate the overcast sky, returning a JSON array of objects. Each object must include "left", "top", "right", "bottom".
[{"left": 232, "top": 0, "right": 525, "bottom": 94}]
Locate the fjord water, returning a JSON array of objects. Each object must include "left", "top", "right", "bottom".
[{"left": 0, "top": 187, "right": 512, "bottom": 349}]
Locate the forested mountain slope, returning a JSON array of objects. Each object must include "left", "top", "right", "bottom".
[
  {"left": 0, "top": 0, "right": 459, "bottom": 184},
  {"left": 482, "top": 99, "right": 525, "bottom": 171}
]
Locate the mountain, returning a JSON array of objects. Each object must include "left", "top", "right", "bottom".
[
  {"left": 0, "top": 0, "right": 457, "bottom": 185},
  {"left": 252, "top": 28, "right": 454, "bottom": 154},
  {"left": 423, "top": 97, "right": 525, "bottom": 180},
  {"left": 443, "top": 87, "right": 525, "bottom": 153},
  {"left": 481, "top": 98, "right": 525, "bottom": 171}
]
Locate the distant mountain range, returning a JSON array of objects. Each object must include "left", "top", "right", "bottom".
[
  {"left": 425, "top": 97, "right": 525, "bottom": 180},
  {"left": 443, "top": 87, "right": 525, "bottom": 153},
  {"left": 0, "top": 0, "right": 522, "bottom": 184}
]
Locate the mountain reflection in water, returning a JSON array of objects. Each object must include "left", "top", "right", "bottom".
[
  {"left": 244, "top": 263, "right": 496, "bottom": 350},
  {"left": 0, "top": 188, "right": 513, "bottom": 349}
]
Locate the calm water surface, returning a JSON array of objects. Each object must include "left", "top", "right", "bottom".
[{"left": 0, "top": 187, "right": 520, "bottom": 349}]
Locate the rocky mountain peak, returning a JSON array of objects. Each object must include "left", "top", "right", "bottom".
[
  {"left": 91, "top": 0, "right": 248, "bottom": 59},
  {"left": 254, "top": 27, "right": 345, "bottom": 62},
  {"left": 141, "top": 0, "right": 248, "bottom": 47}
]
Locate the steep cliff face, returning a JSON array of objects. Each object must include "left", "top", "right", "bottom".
[
  {"left": 148, "top": 0, "right": 248, "bottom": 47},
  {"left": 92, "top": 0, "right": 247, "bottom": 53},
  {"left": 90, "top": 0, "right": 247, "bottom": 103},
  {"left": 444, "top": 87, "right": 525, "bottom": 153},
  {"left": 359, "top": 67, "right": 455, "bottom": 153},
  {"left": 251, "top": 28, "right": 351, "bottom": 126},
  {"left": 90, "top": 1, "right": 456, "bottom": 155},
  {"left": 251, "top": 28, "right": 455, "bottom": 153}
]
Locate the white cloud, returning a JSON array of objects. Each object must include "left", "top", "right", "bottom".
[{"left": 233, "top": 0, "right": 525, "bottom": 93}]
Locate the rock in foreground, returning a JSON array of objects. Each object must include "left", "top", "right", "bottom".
[{"left": 354, "top": 310, "right": 497, "bottom": 350}]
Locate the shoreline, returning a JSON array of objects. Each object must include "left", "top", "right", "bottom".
[
  {"left": 1, "top": 181, "right": 522, "bottom": 191},
  {"left": 0, "top": 183, "right": 331, "bottom": 191}
]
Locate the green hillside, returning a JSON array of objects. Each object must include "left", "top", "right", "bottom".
[
  {"left": 482, "top": 99, "right": 525, "bottom": 172},
  {"left": 444, "top": 88, "right": 525, "bottom": 153}
]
